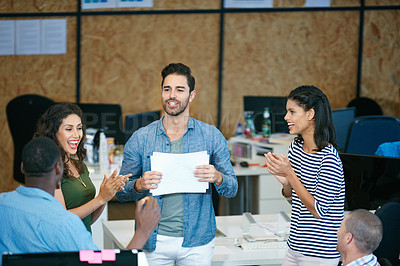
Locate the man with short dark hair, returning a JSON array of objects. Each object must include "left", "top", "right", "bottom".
[
  {"left": 336, "top": 209, "right": 383, "bottom": 266},
  {"left": 117, "top": 63, "right": 238, "bottom": 265},
  {"left": 0, "top": 137, "right": 160, "bottom": 262}
]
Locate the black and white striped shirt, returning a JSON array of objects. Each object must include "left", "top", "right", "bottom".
[{"left": 287, "top": 141, "right": 345, "bottom": 259}]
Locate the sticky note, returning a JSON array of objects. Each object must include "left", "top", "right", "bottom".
[
  {"left": 88, "top": 252, "right": 103, "bottom": 264},
  {"left": 79, "top": 250, "right": 95, "bottom": 262},
  {"left": 101, "top": 249, "right": 116, "bottom": 261}
]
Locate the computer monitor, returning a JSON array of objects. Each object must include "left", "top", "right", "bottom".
[
  {"left": 243, "top": 96, "right": 288, "bottom": 134},
  {"left": 339, "top": 152, "right": 400, "bottom": 211},
  {"left": 332, "top": 107, "right": 356, "bottom": 152},
  {"left": 78, "top": 103, "right": 124, "bottom": 145},
  {"left": 2, "top": 250, "right": 140, "bottom": 266},
  {"left": 124, "top": 110, "right": 161, "bottom": 143}
]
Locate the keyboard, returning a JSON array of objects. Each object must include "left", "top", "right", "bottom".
[{"left": 241, "top": 241, "right": 287, "bottom": 250}]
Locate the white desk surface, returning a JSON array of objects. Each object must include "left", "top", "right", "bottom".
[
  {"left": 232, "top": 165, "right": 269, "bottom": 176},
  {"left": 103, "top": 214, "right": 288, "bottom": 266}
]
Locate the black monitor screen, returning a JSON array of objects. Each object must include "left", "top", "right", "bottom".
[
  {"left": 78, "top": 103, "right": 124, "bottom": 145},
  {"left": 125, "top": 110, "right": 161, "bottom": 143},
  {"left": 332, "top": 107, "right": 356, "bottom": 152},
  {"left": 339, "top": 153, "right": 400, "bottom": 211},
  {"left": 244, "top": 96, "right": 288, "bottom": 133}
]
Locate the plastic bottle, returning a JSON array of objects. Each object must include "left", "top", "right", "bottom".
[
  {"left": 262, "top": 107, "right": 271, "bottom": 138},
  {"left": 235, "top": 123, "right": 244, "bottom": 136},
  {"left": 244, "top": 112, "right": 255, "bottom": 138},
  {"left": 99, "top": 130, "right": 110, "bottom": 175}
]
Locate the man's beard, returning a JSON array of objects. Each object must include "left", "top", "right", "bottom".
[{"left": 162, "top": 97, "right": 190, "bottom": 116}]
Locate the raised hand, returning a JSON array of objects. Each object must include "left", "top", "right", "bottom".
[
  {"left": 126, "top": 196, "right": 160, "bottom": 249},
  {"left": 264, "top": 152, "right": 291, "bottom": 186},
  {"left": 98, "top": 169, "right": 131, "bottom": 202},
  {"left": 135, "top": 196, "right": 160, "bottom": 235}
]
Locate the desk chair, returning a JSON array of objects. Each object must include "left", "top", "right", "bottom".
[
  {"left": 6, "top": 94, "right": 55, "bottom": 183},
  {"left": 344, "top": 116, "right": 400, "bottom": 156},
  {"left": 347, "top": 97, "right": 383, "bottom": 117},
  {"left": 332, "top": 107, "right": 356, "bottom": 152},
  {"left": 373, "top": 202, "right": 400, "bottom": 266}
]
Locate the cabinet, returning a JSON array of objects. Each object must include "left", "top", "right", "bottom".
[{"left": 258, "top": 174, "right": 291, "bottom": 214}]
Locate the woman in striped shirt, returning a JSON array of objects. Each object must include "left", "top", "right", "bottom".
[{"left": 264, "top": 85, "right": 345, "bottom": 265}]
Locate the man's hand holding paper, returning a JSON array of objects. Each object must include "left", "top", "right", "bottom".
[
  {"left": 150, "top": 151, "right": 210, "bottom": 196},
  {"left": 194, "top": 164, "right": 223, "bottom": 186},
  {"left": 134, "top": 170, "right": 162, "bottom": 193}
]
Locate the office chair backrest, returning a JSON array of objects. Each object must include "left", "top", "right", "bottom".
[
  {"left": 373, "top": 202, "right": 400, "bottom": 266},
  {"left": 332, "top": 107, "right": 356, "bottom": 152},
  {"left": 6, "top": 94, "right": 55, "bottom": 183},
  {"left": 344, "top": 116, "right": 400, "bottom": 156},
  {"left": 347, "top": 97, "right": 383, "bottom": 117}
]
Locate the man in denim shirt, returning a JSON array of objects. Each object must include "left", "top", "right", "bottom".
[{"left": 116, "top": 63, "right": 238, "bottom": 265}]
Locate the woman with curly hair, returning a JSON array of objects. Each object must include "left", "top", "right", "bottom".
[{"left": 35, "top": 103, "right": 129, "bottom": 233}]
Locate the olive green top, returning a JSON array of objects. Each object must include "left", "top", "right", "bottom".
[{"left": 61, "top": 163, "right": 95, "bottom": 233}]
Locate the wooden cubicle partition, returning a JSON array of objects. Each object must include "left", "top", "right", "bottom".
[
  {"left": 80, "top": 13, "right": 220, "bottom": 123},
  {"left": 221, "top": 10, "right": 360, "bottom": 136},
  {"left": 0, "top": 15, "right": 77, "bottom": 192},
  {"left": 362, "top": 9, "right": 400, "bottom": 117},
  {"left": 1, "top": 0, "right": 399, "bottom": 192}
]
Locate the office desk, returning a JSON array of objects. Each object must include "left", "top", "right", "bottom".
[
  {"left": 103, "top": 214, "right": 288, "bottom": 265},
  {"left": 227, "top": 137, "right": 291, "bottom": 215},
  {"left": 229, "top": 165, "right": 269, "bottom": 214}
]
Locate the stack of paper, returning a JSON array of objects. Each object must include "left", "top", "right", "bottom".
[{"left": 150, "top": 151, "right": 209, "bottom": 196}]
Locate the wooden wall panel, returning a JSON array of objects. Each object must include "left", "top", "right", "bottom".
[
  {"left": 0, "top": 0, "right": 76, "bottom": 13},
  {"left": 221, "top": 11, "right": 360, "bottom": 137},
  {"left": 84, "top": 0, "right": 220, "bottom": 12},
  {"left": 362, "top": 10, "right": 400, "bottom": 117},
  {"left": 366, "top": 0, "right": 400, "bottom": 6},
  {"left": 332, "top": 0, "right": 360, "bottom": 6},
  {"left": 0, "top": 17, "right": 76, "bottom": 192},
  {"left": 80, "top": 14, "right": 220, "bottom": 125}
]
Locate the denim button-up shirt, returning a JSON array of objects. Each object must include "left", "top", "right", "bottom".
[{"left": 116, "top": 116, "right": 238, "bottom": 251}]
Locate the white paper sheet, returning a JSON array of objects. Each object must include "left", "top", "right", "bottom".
[
  {"left": 305, "top": 0, "right": 331, "bottom": 7},
  {"left": 118, "top": 0, "right": 153, "bottom": 8},
  {"left": 41, "top": 19, "right": 66, "bottom": 54},
  {"left": 16, "top": 20, "right": 40, "bottom": 55},
  {"left": 224, "top": 0, "right": 273, "bottom": 8},
  {"left": 0, "top": 20, "right": 15, "bottom": 55},
  {"left": 81, "top": 0, "right": 116, "bottom": 10},
  {"left": 150, "top": 151, "right": 209, "bottom": 196}
]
